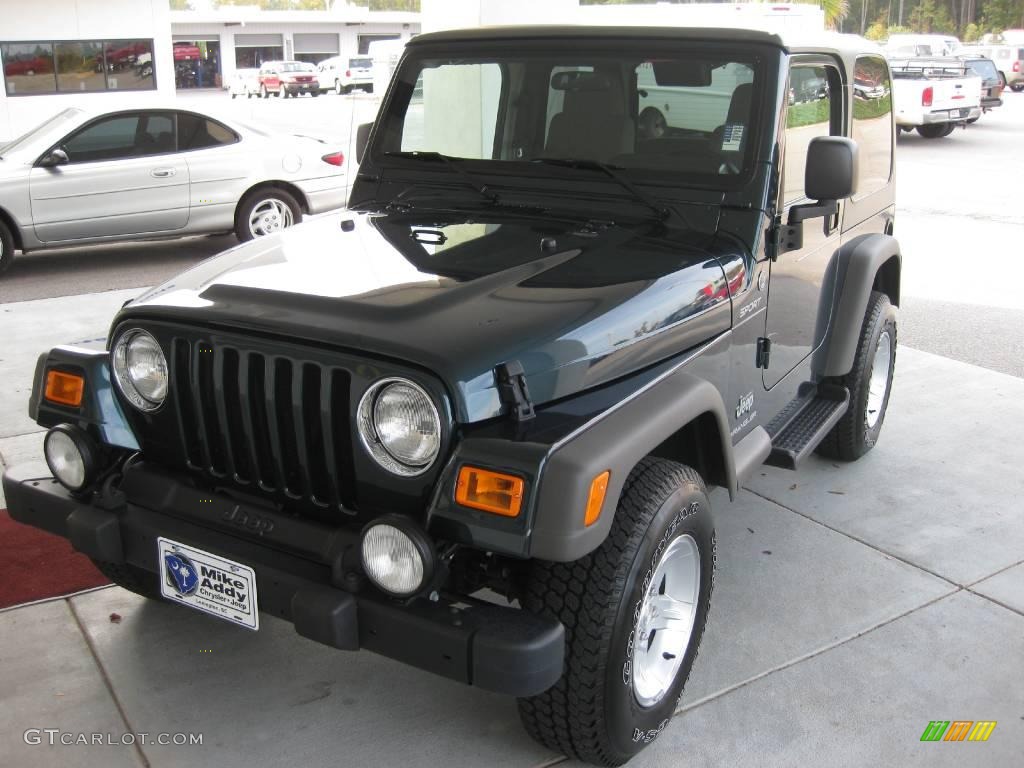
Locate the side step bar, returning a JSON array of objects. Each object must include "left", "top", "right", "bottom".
[{"left": 765, "top": 384, "right": 850, "bottom": 470}]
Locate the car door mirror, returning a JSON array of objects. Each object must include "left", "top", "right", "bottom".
[
  {"left": 805, "top": 136, "right": 858, "bottom": 202},
  {"left": 786, "top": 136, "right": 858, "bottom": 234},
  {"left": 38, "top": 148, "right": 69, "bottom": 168},
  {"left": 355, "top": 122, "right": 373, "bottom": 165}
]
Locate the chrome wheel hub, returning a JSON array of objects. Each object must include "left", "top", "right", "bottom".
[
  {"left": 249, "top": 199, "right": 293, "bottom": 237},
  {"left": 632, "top": 533, "right": 700, "bottom": 708},
  {"left": 865, "top": 330, "right": 892, "bottom": 429}
]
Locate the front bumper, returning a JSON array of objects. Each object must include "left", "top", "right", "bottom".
[
  {"left": 2, "top": 463, "right": 564, "bottom": 697},
  {"left": 285, "top": 83, "right": 318, "bottom": 95}
]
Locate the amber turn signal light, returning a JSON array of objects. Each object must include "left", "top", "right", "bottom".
[
  {"left": 44, "top": 370, "right": 85, "bottom": 407},
  {"left": 585, "top": 470, "right": 611, "bottom": 527},
  {"left": 455, "top": 466, "right": 524, "bottom": 517}
]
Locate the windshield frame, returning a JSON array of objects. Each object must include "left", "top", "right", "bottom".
[
  {"left": 366, "top": 39, "right": 778, "bottom": 195},
  {"left": 0, "top": 107, "right": 85, "bottom": 157}
]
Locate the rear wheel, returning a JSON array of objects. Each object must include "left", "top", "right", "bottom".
[
  {"left": 1012, "top": 82, "right": 1024, "bottom": 92},
  {"left": 235, "top": 187, "right": 302, "bottom": 242},
  {"left": 0, "top": 219, "right": 14, "bottom": 274},
  {"left": 817, "top": 291, "right": 897, "bottom": 461},
  {"left": 517, "top": 458, "right": 715, "bottom": 766},
  {"left": 916, "top": 124, "right": 950, "bottom": 139}
]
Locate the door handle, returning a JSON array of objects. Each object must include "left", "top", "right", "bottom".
[{"left": 150, "top": 168, "right": 176, "bottom": 178}]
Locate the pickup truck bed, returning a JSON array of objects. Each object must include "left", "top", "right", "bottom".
[{"left": 890, "top": 57, "right": 982, "bottom": 131}]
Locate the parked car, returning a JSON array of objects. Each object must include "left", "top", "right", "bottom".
[
  {"left": 318, "top": 55, "right": 374, "bottom": 94},
  {"left": 889, "top": 56, "right": 982, "bottom": 137},
  {"left": 884, "top": 33, "right": 961, "bottom": 57},
  {"left": 3, "top": 28, "right": 903, "bottom": 767},
  {"left": 258, "top": 61, "right": 320, "bottom": 98},
  {"left": 0, "top": 106, "right": 348, "bottom": 273},
  {"left": 958, "top": 55, "right": 1004, "bottom": 118},
  {"left": 964, "top": 44, "right": 1024, "bottom": 91},
  {"left": 228, "top": 68, "right": 260, "bottom": 99}
]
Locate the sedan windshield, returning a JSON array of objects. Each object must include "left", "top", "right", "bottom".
[
  {"left": 0, "top": 107, "right": 84, "bottom": 157},
  {"left": 374, "top": 46, "right": 760, "bottom": 184}
]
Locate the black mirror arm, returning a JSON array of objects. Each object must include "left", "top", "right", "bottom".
[{"left": 788, "top": 199, "right": 838, "bottom": 224}]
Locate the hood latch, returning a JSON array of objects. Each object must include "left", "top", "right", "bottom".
[{"left": 496, "top": 361, "right": 535, "bottom": 422}]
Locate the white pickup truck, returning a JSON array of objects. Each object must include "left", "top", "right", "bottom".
[{"left": 889, "top": 57, "right": 982, "bottom": 138}]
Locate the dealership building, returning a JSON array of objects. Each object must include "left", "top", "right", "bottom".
[{"left": 0, "top": 1, "right": 419, "bottom": 140}]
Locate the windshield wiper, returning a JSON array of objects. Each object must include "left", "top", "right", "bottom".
[
  {"left": 382, "top": 150, "right": 499, "bottom": 205},
  {"left": 529, "top": 158, "right": 673, "bottom": 223}
]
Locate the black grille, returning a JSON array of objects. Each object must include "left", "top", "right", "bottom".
[{"left": 171, "top": 338, "right": 354, "bottom": 514}]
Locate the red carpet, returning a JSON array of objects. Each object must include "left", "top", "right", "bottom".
[{"left": 0, "top": 509, "right": 109, "bottom": 609}]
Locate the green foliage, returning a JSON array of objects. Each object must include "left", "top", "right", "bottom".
[{"left": 786, "top": 99, "right": 831, "bottom": 129}]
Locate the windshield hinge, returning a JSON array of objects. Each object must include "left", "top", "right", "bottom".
[
  {"left": 496, "top": 361, "right": 535, "bottom": 422},
  {"left": 756, "top": 337, "right": 772, "bottom": 369},
  {"left": 766, "top": 215, "right": 801, "bottom": 261}
]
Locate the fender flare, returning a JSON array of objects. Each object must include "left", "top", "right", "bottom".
[
  {"left": 815, "top": 233, "right": 901, "bottom": 378},
  {"left": 529, "top": 369, "right": 735, "bottom": 562}
]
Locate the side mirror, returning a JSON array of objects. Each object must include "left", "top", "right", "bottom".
[
  {"left": 805, "top": 136, "right": 858, "bottom": 202},
  {"left": 355, "top": 122, "right": 373, "bottom": 165},
  {"left": 787, "top": 137, "right": 858, "bottom": 229},
  {"left": 39, "top": 148, "right": 69, "bottom": 168}
]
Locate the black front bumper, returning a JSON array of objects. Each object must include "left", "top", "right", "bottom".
[{"left": 2, "top": 464, "right": 564, "bottom": 697}]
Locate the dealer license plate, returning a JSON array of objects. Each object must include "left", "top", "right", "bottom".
[{"left": 157, "top": 538, "right": 259, "bottom": 630}]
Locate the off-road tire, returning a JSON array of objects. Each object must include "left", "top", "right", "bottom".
[
  {"left": 817, "top": 290, "right": 897, "bottom": 461},
  {"left": 0, "top": 219, "right": 14, "bottom": 274},
  {"left": 90, "top": 558, "right": 162, "bottom": 600},
  {"left": 517, "top": 458, "right": 715, "bottom": 766}
]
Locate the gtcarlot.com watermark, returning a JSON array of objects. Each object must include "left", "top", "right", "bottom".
[{"left": 24, "top": 729, "right": 203, "bottom": 746}]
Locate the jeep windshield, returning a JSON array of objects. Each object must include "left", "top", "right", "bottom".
[{"left": 372, "top": 45, "right": 762, "bottom": 193}]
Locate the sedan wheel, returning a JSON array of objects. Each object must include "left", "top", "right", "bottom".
[{"left": 235, "top": 189, "right": 302, "bottom": 242}]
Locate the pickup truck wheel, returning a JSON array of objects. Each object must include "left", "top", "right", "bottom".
[
  {"left": 0, "top": 220, "right": 14, "bottom": 274},
  {"left": 89, "top": 558, "right": 162, "bottom": 601},
  {"left": 517, "top": 458, "right": 715, "bottom": 766},
  {"left": 235, "top": 188, "right": 302, "bottom": 241},
  {"left": 817, "top": 291, "right": 897, "bottom": 461},
  {"left": 916, "top": 124, "right": 950, "bottom": 139}
]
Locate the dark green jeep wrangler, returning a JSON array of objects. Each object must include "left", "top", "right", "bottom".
[{"left": 4, "top": 27, "right": 900, "bottom": 766}]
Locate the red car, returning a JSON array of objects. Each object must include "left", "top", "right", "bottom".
[{"left": 257, "top": 60, "right": 320, "bottom": 98}]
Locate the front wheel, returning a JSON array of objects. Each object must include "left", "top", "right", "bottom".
[
  {"left": 1011, "top": 82, "right": 1024, "bottom": 93},
  {"left": 0, "top": 219, "right": 14, "bottom": 274},
  {"left": 517, "top": 458, "right": 715, "bottom": 766},
  {"left": 817, "top": 290, "right": 897, "bottom": 461},
  {"left": 235, "top": 188, "right": 302, "bottom": 242},
  {"left": 259, "top": 84, "right": 268, "bottom": 98}
]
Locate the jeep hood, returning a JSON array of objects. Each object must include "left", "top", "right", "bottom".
[{"left": 121, "top": 211, "right": 741, "bottom": 422}]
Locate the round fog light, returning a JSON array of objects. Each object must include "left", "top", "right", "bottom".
[
  {"left": 360, "top": 518, "right": 434, "bottom": 597},
  {"left": 44, "top": 424, "right": 98, "bottom": 492}
]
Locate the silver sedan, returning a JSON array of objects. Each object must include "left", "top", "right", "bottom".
[{"left": 0, "top": 106, "right": 349, "bottom": 274}]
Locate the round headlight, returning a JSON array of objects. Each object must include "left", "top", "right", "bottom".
[
  {"left": 113, "top": 329, "right": 168, "bottom": 411},
  {"left": 44, "top": 424, "right": 97, "bottom": 491},
  {"left": 360, "top": 519, "right": 433, "bottom": 597},
  {"left": 357, "top": 378, "right": 441, "bottom": 476}
]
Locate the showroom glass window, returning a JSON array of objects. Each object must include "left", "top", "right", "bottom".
[
  {"left": 1, "top": 39, "right": 154, "bottom": 96},
  {"left": 2, "top": 42, "right": 57, "bottom": 94}
]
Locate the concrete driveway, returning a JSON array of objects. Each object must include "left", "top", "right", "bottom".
[{"left": 1, "top": 289, "right": 1022, "bottom": 768}]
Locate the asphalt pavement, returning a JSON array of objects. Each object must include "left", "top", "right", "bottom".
[{"left": 2, "top": 89, "right": 1021, "bottom": 375}]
